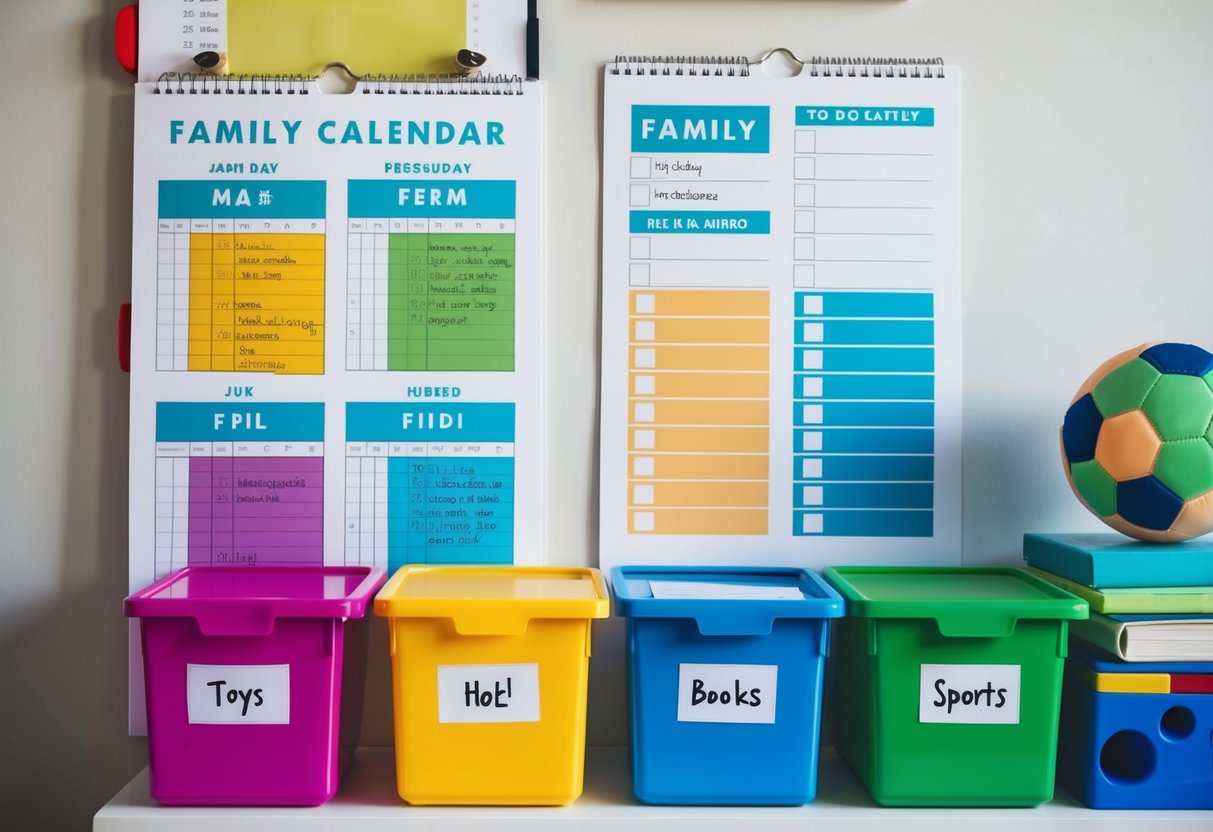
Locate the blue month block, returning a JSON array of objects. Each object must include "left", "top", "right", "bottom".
[
  {"left": 1058, "top": 671, "right": 1213, "bottom": 808},
  {"left": 612, "top": 566, "right": 844, "bottom": 805}
]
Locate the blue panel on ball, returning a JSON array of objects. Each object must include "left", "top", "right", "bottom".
[
  {"left": 1117, "top": 476, "right": 1183, "bottom": 531},
  {"left": 1062, "top": 394, "right": 1103, "bottom": 463},
  {"left": 1140, "top": 343, "right": 1213, "bottom": 377}
]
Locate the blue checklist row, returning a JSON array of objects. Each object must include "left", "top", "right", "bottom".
[
  {"left": 794, "top": 402, "right": 935, "bottom": 428},
  {"left": 793, "top": 455, "right": 933, "bottom": 482},
  {"left": 795, "top": 509, "right": 934, "bottom": 537},
  {"left": 795, "top": 320, "right": 934, "bottom": 346},
  {"left": 794, "top": 483, "right": 933, "bottom": 510},
  {"left": 795, "top": 347, "right": 934, "bottom": 373},
  {"left": 798, "top": 291, "right": 934, "bottom": 319},
  {"left": 795, "top": 428, "right": 934, "bottom": 454},
  {"left": 793, "top": 374, "right": 934, "bottom": 400}
]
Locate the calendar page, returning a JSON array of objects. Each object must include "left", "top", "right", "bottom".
[
  {"left": 128, "top": 78, "right": 545, "bottom": 729},
  {"left": 600, "top": 61, "right": 961, "bottom": 571}
]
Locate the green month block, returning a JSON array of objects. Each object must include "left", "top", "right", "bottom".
[
  {"left": 387, "top": 232, "right": 516, "bottom": 371},
  {"left": 823, "top": 567, "right": 1088, "bottom": 807}
]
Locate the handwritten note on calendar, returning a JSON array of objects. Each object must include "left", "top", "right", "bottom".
[{"left": 599, "top": 59, "right": 962, "bottom": 571}]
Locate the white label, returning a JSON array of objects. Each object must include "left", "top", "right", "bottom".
[
  {"left": 677, "top": 663, "right": 777, "bottom": 724},
  {"left": 437, "top": 663, "right": 540, "bottom": 723},
  {"left": 649, "top": 581, "right": 803, "bottom": 600},
  {"left": 187, "top": 664, "right": 289, "bottom": 725},
  {"left": 918, "top": 664, "right": 1021, "bottom": 724}
]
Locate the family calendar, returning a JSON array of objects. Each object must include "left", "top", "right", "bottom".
[
  {"left": 600, "top": 58, "right": 962, "bottom": 570},
  {"left": 128, "top": 75, "right": 546, "bottom": 606}
]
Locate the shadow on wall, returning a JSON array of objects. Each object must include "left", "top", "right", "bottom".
[{"left": 0, "top": 6, "right": 148, "bottom": 828}]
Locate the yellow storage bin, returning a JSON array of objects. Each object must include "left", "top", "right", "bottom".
[{"left": 374, "top": 566, "right": 610, "bottom": 805}]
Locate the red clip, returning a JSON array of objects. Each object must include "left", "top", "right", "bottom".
[
  {"left": 115, "top": 5, "right": 138, "bottom": 75},
  {"left": 118, "top": 303, "right": 132, "bottom": 373}
]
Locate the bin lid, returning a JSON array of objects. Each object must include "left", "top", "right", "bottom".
[
  {"left": 612, "top": 566, "right": 844, "bottom": 636},
  {"left": 823, "top": 567, "right": 1088, "bottom": 638},
  {"left": 124, "top": 566, "right": 388, "bottom": 636},
  {"left": 374, "top": 566, "right": 609, "bottom": 636}
]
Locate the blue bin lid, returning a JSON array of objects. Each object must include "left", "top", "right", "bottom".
[{"left": 611, "top": 566, "right": 844, "bottom": 636}]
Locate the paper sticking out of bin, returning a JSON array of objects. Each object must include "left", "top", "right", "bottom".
[
  {"left": 125, "top": 566, "right": 387, "bottom": 805},
  {"left": 612, "top": 565, "right": 845, "bottom": 805},
  {"left": 374, "top": 565, "right": 609, "bottom": 805},
  {"left": 823, "top": 566, "right": 1088, "bottom": 807}
]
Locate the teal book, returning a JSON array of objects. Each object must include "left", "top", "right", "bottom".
[{"left": 1023, "top": 533, "right": 1213, "bottom": 589}]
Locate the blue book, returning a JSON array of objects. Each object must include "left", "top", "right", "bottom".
[{"left": 1023, "top": 533, "right": 1213, "bottom": 589}]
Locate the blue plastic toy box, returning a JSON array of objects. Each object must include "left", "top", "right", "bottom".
[{"left": 611, "top": 566, "right": 844, "bottom": 805}]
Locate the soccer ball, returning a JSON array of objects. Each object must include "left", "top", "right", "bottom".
[{"left": 1061, "top": 342, "right": 1213, "bottom": 542}]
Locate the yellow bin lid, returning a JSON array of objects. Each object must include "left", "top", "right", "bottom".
[{"left": 374, "top": 566, "right": 610, "bottom": 635}]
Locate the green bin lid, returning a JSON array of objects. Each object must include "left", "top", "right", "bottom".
[{"left": 823, "top": 567, "right": 1088, "bottom": 638}]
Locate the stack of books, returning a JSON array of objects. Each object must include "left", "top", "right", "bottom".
[{"left": 1023, "top": 532, "right": 1213, "bottom": 808}]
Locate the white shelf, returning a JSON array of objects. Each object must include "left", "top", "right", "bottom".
[{"left": 94, "top": 746, "right": 1212, "bottom": 830}]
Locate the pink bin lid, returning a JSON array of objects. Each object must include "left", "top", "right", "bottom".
[{"left": 125, "top": 566, "right": 387, "bottom": 637}]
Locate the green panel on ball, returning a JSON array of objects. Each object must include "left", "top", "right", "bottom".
[
  {"left": 1091, "top": 358, "right": 1162, "bottom": 417},
  {"left": 1154, "top": 440, "right": 1213, "bottom": 500},
  {"left": 1143, "top": 374, "right": 1213, "bottom": 440},
  {"left": 1070, "top": 459, "right": 1117, "bottom": 516}
]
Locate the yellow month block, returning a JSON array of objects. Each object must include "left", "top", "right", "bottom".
[
  {"left": 630, "top": 289, "right": 768, "bottom": 317},
  {"left": 189, "top": 233, "right": 213, "bottom": 251},
  {"left": 187, "top": 324, "right": 213, "bottom": 341},
  {"left": 629, "top": 426, "right": 769, "bottom": 454},
  {"left": 628, "top": 508, "right": 768, "bottom": 535},
  {"left": 210, "top": 355, "right": 235, "bottom": 372},
  {"left": 234, "top": 250, "right": 326, "bottom": 267},
  {"left": 233, "top": 335, "right": 325, "bottom": 355},
  {"left": 630, "top": 398, "right": 768, "bottom": 427},
  {"left": 231, "top": 294, "right": 326, "bottom": 311},
  {"left": 629, "top": 453, "right": 769, "bottom": 481},
  {"left": 629, "top": 480, "right": 768, "bottom": 509},
  {"left": 236, "top": 354, "right": 325, "bottom": 375},
  {"left": 632, "top": 317, "right": 769, "bottom": 345},
  {"left": 630, "top": 371, "right": 769, "bottom": 399},
  {"left": 187, "top": 350, "right": 212, "bottom": 372},
  {"left": 234, "top": 233, "right": 326, "bottom": 251},
  {"left": 630, "top": 345, "right": 768, "bottom": 372},
  {"left": 232, "top": 279, "right": 326, "bottom": 297}
]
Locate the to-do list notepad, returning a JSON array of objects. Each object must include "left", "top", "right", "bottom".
[{"left": 600, "top": 57, "right": 961, "bottom": 571}]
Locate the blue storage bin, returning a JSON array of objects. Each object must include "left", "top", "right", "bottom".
[
  {"left": 1058, "top": 658, "right": 1213, "bottom": 809},
  {"left": 611, "top": 566, "right": 844, "bottom": 805}
]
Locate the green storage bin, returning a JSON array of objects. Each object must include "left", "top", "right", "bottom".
[{"left": 823, "top": 567, "right": 1088, "bottom": 807}]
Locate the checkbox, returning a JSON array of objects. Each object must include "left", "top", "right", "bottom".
[
  {"left": 793, "top": 264, "right": 817, "bottom": 287},
  {"left": 632, "top": 511, "right": 655, "bottom": 532},
  {"left": 802, "top": 431, "right": 823, "bottom": 451},
  {"left": 795, "top": 130, "right": 817, "bottom": 153},
  {"left": 633, "top": 402, "right": 656, "bottom": 422},
  {"left": 794, "top": 238, "right": 816, "bottom": 261},
  {"left": 802, "top": 322, "right": 824, "bottom": 342},
  {"left": 631, "top": 156, "right": 652, "bottom": 178},
  {"left": 794, "top": 184, "right": 816, "bottom": 206},
  {"left": 795, "top": 211, "right": 816, "bottom": 233},
  {"left": 633, "top": 374, "right": 656, "bottom": 395},
  {"left": 630, "top": 237, "right": 651, "bottom": 259},
  {"left": 801, "top": 350, "right": 823, "bottom": 370},
  {"left": 802, "top": 404, "right": 824, "bottom": 424},
  {"left": 801, "top": 513, "right": 824, "bottom": 534},
  {"left": 633, "top": 348, "right": 657, "bottom": 368},
  {"left": 629, "top": 263, "right": 651, "bottom": 286},
  {"left": 802, "top": 486, "right": 824, "bottom": 506},
  {"left": 794, "top": 157, "right": 816, "bottom": 180},
  {"left": 802, "top": 458, "right": 823, "bottom": 478},
  {"left": 633, "top": 320, "right": 656, "bottom": 341},
  {"left": 630, "top": 184, "right": 651, "bottom": 206},
  {"left": 633, "top": 429, "right": 655, "bottom": 450},
  {"left": 801, "top": 295, "right": 823, "bottom": 316},
  {"left": 633, "top": 457, "right": 655, "bottom": 476},
  {"left": 802, "top": 376, "right": 823, "bottom": 397},
  {"left": 634, "top": 293, "right": 656, "bottom": 314},
  {"left": 632, "top": 484, "right": 655, "bottom": 505}
]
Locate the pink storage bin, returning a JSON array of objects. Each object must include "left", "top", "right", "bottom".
[{"left": 125, "top": 566, "right": 386, "bottom": 805}]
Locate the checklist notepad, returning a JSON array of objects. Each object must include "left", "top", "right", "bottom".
[{"left": 599, "top": 55, "right": 962, "bottom": 571}]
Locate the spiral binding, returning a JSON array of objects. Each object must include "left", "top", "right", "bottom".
[
  {"left": 154, "top": 72, "right": 527, "bottom": 95},
  {"left": 607, "top": 54, "right": 945, "bottom": 80},
  {"left": 805, "top": 57, "right": 945, "bottom": 79},
  {"left": 610, "top": 56, "right": 751, "bottom": 77}
]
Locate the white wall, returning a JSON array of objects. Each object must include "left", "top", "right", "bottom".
[{"left": 2, "top": 0, "right": 1212, "bottom": 827}]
